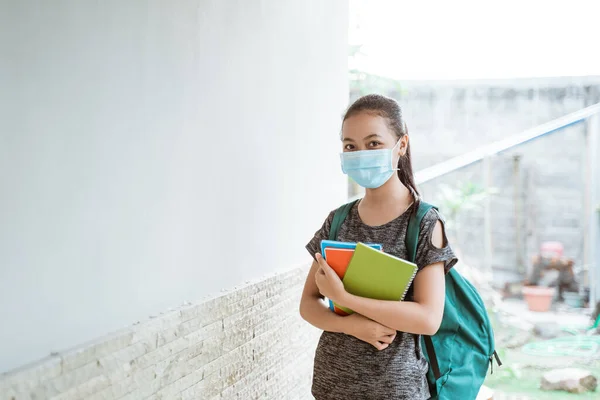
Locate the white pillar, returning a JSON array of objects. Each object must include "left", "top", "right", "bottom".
[
  {"left": 483, "top": 156, "right": 493, "bottom": 279},
  {"left": 586, "top": 113, "right": 600, "bottom": 308}
]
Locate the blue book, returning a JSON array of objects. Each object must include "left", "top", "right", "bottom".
[{"left": 320, "top": 239, "right": 382, "bottom": 256}]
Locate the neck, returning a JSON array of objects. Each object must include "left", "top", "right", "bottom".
[{"left": 362, "top": 176, "right": 413, "bottom": 206}]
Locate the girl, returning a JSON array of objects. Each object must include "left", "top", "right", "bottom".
[{"left": 299, "top": 94, "right": 457, "bottom": 400}]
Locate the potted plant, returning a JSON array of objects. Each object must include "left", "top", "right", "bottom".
[
  {"left": 521, "top": 285, "right": 556, "bottom": 312},
  {"left": 522, "top": 246, "right": 563, "bottom": 312}
]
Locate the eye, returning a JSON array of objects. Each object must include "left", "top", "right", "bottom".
[
  {"left": 368, "top": 141, "right": 383, "bottom": 148},
  {"left": 343, "top": 144, "right": 355, "bottom": 151}
]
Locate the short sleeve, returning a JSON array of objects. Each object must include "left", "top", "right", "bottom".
[
  {"left": 305, "top": 210, "right": 336, "bottom": 260},
  {"left": 415, "top": 208, "right": 458, "bottom": 273}
]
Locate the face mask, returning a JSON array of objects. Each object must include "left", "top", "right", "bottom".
[{"left": 340, "top": 140, "right": 401, "bottom": 189}]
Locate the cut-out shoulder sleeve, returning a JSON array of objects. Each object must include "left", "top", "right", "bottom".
[
  {"left": 305, "top": 210, "right": 336, "bottom": 260},
  {"left": 415, "top": 208, "right": 458, "bottom": 273}
]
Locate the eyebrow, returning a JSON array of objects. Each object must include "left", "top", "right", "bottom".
[{"left": 342, "top": 133, "right": 382, "bottom": 142}]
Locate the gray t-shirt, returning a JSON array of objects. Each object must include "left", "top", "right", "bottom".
[{"left": 305, "top": 200, "right": 458, "bottom": 400}]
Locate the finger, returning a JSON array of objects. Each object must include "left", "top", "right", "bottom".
[
  {"left": 316, "top": 257, "right": 336, "bottom": 279},
  {"left": 315, "top": 270, "right": 325, "bottom": 284},
  {"left": 379, "top": 334, "right": 396, "bottom": 344},
  {"left": 316, "top": 266, "right": 326, "bottom": 277},
  {"left": 381, "top": 327, "right": 396, "bottom": 336},
  {"left": 315, "top": 253, "right": 331, "bottom": 270},
  {"left": 314, "top": 271, "right": 323, "bottom": 286},
  {"left": 373, "top": 341, "right": 389, "bottom": 351},
  {"left": 378, "top": 336, "right": 391, "bottom": 345}
]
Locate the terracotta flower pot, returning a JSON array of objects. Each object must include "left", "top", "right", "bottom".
[{"left": 522, "top": 286, "right": 556, "bottom": 312}]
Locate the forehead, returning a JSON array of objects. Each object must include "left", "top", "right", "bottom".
[{"left": 342, "top": 112, "right": 394, "bottom": 141}]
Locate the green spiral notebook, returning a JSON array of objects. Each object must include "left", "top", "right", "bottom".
[{"left": 336, "top": 242, "right": 418, "bottom": 315}]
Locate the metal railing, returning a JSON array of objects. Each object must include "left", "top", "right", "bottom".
[
  {"left": 412, "top": 102, "right": 600, "bottom": 307},
  {"left": 414, "top": 102, "right": 600, "bottom": 184},
  {"left": 349, "top": 102, "right": 600, "bottom": 307}
]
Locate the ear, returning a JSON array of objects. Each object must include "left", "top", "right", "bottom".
[{"left": 398, "top": 135, "right": 409, "bottom": 156}]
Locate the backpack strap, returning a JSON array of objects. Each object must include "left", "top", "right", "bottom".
[
  {"left": 424, "top": 335, "right": 441, "bottom": 380},
  {"left": 405, "top": 201, "right": 442, "bottom": 381},
  {"left": 329, "top": 198, "right": 443, "bottom": 380},
  {"left": 329, "top": 199, "right": 359, "bottom": 241}
]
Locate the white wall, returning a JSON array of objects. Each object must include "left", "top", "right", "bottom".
[{"left": 0, "top": 0, "right": 348, "bottom": 373}]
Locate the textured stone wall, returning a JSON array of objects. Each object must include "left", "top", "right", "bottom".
[{"left": 0, "top": 267, "right": 318, "bottom": 400}]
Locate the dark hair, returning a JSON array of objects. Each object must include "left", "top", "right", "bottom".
[{"left": 343, "top": 94, "right": 420, "bottom": 198}]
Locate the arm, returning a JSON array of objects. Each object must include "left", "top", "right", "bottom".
[
  {"left": 300, "top": 259, "right": 397, "bottom": 350},
  {"left": 299, "top": 260, "right": 349, "bottom": 334},
  {"left": 315, "top": 220, "right": 447, "bottom": 335},
  {"left": 339, "top": 261, "right": 445, "bottom": 335}
]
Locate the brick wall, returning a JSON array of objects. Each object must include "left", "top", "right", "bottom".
[{"left": 0, "top": 267, "right": 318, "bottom": 400}]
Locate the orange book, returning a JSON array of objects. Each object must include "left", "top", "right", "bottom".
[
  {"left": 323, "top": 247, "right": 354, "bottom": 279},
  {"left": 323, "top": 248, "right": 353, "bottom": 316}
]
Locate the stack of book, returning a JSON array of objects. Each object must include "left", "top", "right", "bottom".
[{"left": 320, "top": 240, "right": 418, "bottom": 315}]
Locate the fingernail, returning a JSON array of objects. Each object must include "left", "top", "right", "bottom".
[{"left": 315, "top": 253, "right": 322, "bottom": 260}]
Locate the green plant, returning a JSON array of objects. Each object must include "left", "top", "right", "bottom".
[
  {"left": 434, "top": 181, "right": 497, "bottom": 267},
  {"left": 436, "top": 181, "right": 497, "bottom": 235}
]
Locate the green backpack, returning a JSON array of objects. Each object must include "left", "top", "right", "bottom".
[{"left": 329, "top": 200, "right": 501, "bottom": 400}]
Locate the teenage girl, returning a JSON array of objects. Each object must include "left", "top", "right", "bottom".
[{"left": 299, "top": 94, "right": 457, "bottom": 400}]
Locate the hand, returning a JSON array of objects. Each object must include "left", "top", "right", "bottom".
[
  {"left": 343, "top": 313, "right": 397, "bottom": 351},
  {"left": 314, "top": 253, "right": 346, "bottom": 305}
]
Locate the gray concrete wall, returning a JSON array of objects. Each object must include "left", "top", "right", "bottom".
[
  {"left": 420, "top": 124, "right": 587, "bottom": 285},
  {"left": 351, "top": 77, "right": 600, "bottom": 286},
  {"left": 0, "top": 0, "right": 348, "bottom": 381},
  {"left": 389, "top": 77, "right": 600, "bottom": 170}
]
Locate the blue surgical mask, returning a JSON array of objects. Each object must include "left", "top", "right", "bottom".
[{"left": 340, "top": 140, "right": 401, "bottom": 189}]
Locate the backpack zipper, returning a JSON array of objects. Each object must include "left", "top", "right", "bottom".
[
  {"left": 493, "top": 350, "right": 502, "bottom": 366},
  {"left": 489, "top": 350, "right": 503, "bottom": 374}
]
